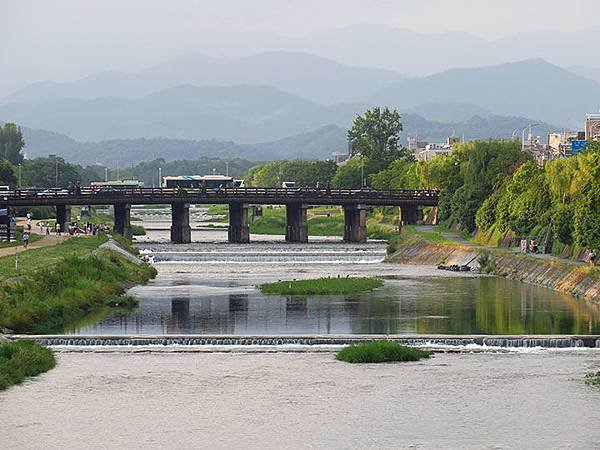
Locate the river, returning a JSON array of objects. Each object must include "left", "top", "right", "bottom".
[{"left": 66, "top": 206, "right": 600, "bottom": 336}]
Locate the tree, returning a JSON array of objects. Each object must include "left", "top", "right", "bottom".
[
  {"left": 21, "top": 156, "right": 80, "bottom": 188},
  {"left": 0, "top": 123, "right": 25, "bottom": 165},
  {"left": 347, "top": 107, "right": 412, "bottom": 165},
  {"left": 0, "top": 160, "right": 17, "bottom": 186}
]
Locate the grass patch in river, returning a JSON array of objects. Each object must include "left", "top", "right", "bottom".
[
  {"left": 336, "top": 340, "right": 432, "bottom": 363},
  {"left": 584, "top": 371, "right": 600, "bottom": 386},
  {"left": 0, "top": 341, "right": 56, "bottom": 390},
  {"left": 259, "top": 277, "right": 383, "bottom": 295}
]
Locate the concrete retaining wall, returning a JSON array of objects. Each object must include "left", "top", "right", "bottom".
[{"left": 389, "top": 240, "right": 600, "bottom": 302}]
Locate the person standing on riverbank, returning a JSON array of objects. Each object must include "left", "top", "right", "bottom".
[{"left": 590, "top": 250, "right": 597, "bottom": 267}]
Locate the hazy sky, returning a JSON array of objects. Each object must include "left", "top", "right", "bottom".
[{"left": 1, "top": 0, "right": 600, "bottom": 96}]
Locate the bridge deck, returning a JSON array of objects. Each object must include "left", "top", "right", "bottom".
[{"left": 1, "top": 188, "right": 439, "bottom": 207}]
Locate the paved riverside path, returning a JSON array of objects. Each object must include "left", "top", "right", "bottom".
[
  {"left": 0, "top": 350, "right": 599, "bottom": 449},
  {"left": 0, "top": 220, "right": 69, "bottom": 258}
]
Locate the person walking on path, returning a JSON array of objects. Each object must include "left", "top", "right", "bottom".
[
  {"left": 23, "top": 228, "right": 30, "bottom": 249},
  {"left": 589, "top": 250, "right": 597, "bottom": 267},
  {"left": 55, "top": 222, "right": 61, "bottom": 236}
]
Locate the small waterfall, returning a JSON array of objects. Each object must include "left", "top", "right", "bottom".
[
  {"left": 15, "top": 335, "right": 599, "bottom": 348},
  {"left": 482, "top": 337, "right": 585, "bottom": 348},
  {"left": 137, "top": 243, "right": 387, "bottom": 264}
]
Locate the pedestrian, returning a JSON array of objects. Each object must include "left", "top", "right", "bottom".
[
  {"left": 531, "top": 238, "right": 538, "bottom": 254},
  {"left": 55, "top": 222, "right": 61, "bottom": 236},
  {"left": 23, "top": 228, "right": 30, "bottom": 249},
  {"left": 589, "top": 250, "right": 597, "bottom": 267},
  {"left": 520, "top": 239, "right": 527, "bottom": 254},
  {"left": 46, "top": 225, "right": 50, "bottom": 236}
]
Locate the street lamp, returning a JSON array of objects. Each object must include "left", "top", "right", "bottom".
[
  {"left": 158, "top": 167, "right": 162, "bottom": 188},
  {"left": 18, "top": 163, "right": 21, "bottom": 188}
]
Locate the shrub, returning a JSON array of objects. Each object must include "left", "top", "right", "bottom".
[
  {"left": 584, "top": 371, "right": 600, "bottom": 386},
  {"left": 478, "top": 250, "right": 496, "bottom": 273},
  {"left": 0, "top": 341, "right": 56, "bottom": 390},
  {"left": 336, "top": 341, "right": 431, "bottom": 363}
]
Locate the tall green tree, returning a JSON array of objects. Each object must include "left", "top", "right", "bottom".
[
  {"left": 347, "top": 107, "right": 412, "bottom": 165},
  {"left": 0, "top": 160, "right": 17, "bottom": 186},
  {"left": 0, "top": 123, "right": 25, "bottom": 165}
]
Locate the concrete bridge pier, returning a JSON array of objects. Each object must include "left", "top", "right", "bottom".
[
  {"left": 286, "top": 203, "right": 308, "bottom": 243},
  {"left": 228, "top": 202, "right": 250, "bottom": 243},
  {"left": 343, "top": 204, "right": 367, "bottom": 243},
  {"left": 113, "top": 203, "right": 131, "bottom": 238},
  {"left": 400, "top": 204, "right": 419, "bottom": 225},
  {"left": 55, "top": 204, "right": 71, "bottom": 233},
  {"left": 171, "top": 202, "right": 191, "bottom": 244}
]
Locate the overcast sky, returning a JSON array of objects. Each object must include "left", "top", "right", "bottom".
[{"left": 1, "top": 0, "right": 600, "bottom": 96}]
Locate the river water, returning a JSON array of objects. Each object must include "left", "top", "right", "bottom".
[{"left": 65, "top": 207, "right": 600, "bottom": 336}]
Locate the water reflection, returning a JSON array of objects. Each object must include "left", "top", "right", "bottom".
[{"left": 70, "top": 276, "right": 600, "bottom": 336}]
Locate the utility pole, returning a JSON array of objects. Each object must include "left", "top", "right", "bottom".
[
  {"left": 361, "top": 157, "right": 365, "bottom": 188},
  {"left": 105, "top": 167, "right": 108, "bottom": 182},
  {"left": 55, "top": 158, "right": 58, "bottom": 187},
  {"left": 225, "top": 161, "right": 229, "bottom": 177},
  {"left": 158, "top": 167, "right": 162, "bottom": 187},
  {"left": 18, "top": 163, "right": 21, "bottom": 188},
  {"left": 116, "top": 161, "right": 120, "bottom": 181}
]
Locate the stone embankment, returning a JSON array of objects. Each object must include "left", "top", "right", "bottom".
[{"left": 389, "top": 240, "right": 600, "bottom": 302}]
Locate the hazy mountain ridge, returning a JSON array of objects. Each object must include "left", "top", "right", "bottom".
[
  {"left": 2, "top": 51, "right": 405, "bottom": 106},
  {"left": 369, "top": 59, "right": 600, "bottom": 128},
  {"left": 19, "top": 112, "right": 557, "bottom": 167}
]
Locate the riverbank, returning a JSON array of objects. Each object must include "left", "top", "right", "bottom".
[
  {"left": 388, "top": 232, "right": 600, "bottom": 302},
  {"left": 0, "top": 350, "right": 598, "bottom": 449},
  {"left": 0, "top": 235, "right": 157, "bottom": 333}
]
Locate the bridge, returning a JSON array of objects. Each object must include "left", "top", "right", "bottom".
[{"left": 0, "top": 187, "right": 439, "bottom": 244}]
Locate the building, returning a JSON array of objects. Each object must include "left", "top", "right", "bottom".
[
  {"left": 416, "top": 136, "right": 459, "bottom": 161},
  {"left": 584, "top": 114, "right": 600, "bottom": 140}
]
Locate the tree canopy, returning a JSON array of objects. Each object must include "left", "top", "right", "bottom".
[
  {"left": 0, "top": 123, "right": 25, "bottom": 165},
  {"left": 347, "top": 107, "right": 412, "bottom": 165}
]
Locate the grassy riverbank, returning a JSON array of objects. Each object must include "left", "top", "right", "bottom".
[
  {"left": 0, "top": 235, "right": 156, "bottom": 333},
  {"left": 0, "top": 340, "right": 56, "bottom": 391},
  {"left": 336, "top": 341, "right": 432, "bottom": 363},
  {"left": 260, "top": 277, "right": 383, "bottom": 295}
]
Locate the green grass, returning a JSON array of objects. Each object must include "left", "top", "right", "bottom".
[
  {"left": 584, "top": 371, "right": 600, "bottom": 386},
  {"left": 0, "top": 251, "right": 156, "bottom": 334},
  {"left": 0, "top": 340, "right": 56, "bottom": 390},
  {"left": 260, "top": 277, "right": 383, "bottom": 295},
  {"left": 0, "top": 235, "right": 109, "bottom": 280},
  {"left": 131, "top": 224, "right": 146, "bottom": 236},
  {"left": 335, "top": 340, "right": 432, "bottom": 364}
]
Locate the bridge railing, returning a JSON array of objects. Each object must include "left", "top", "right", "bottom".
[{"left": 1, "top": 187, "right": 439, "bottom": 201}]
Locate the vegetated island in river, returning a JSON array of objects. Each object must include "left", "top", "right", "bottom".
[
  {"left": 259, "top": 277, "right": 383, "bottom": 295},
  {"left": 336, "top": 340, "right": 432, "bottom": 364}
]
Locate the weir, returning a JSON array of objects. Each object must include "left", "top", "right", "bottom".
[
  {"left": 285, "top": 203, "right": 308, "bottom": 243},
  {"left": 10, "top": 334, "right": 600, "bottom": 349},
  {"left": 113, "top": 203, "right": 131, "bottom": 238},
  {"left": 228, "top": 202, "right": 250, "bottom": 243},
  {"left": 170, "top": 202, "right": 191, "bottom": 244}
]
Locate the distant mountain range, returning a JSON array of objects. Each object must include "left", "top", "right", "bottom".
[
  {"left": 1, "top": 57, "right": 595, "bottom": 144},
  {"left": 20, "top": 114, "right": 557, "bottom": 167},
  {"left": 1, "top": 52, "right": 404, "bottom": 106},
  {"left": 369, "top": 59, "right": 600, "bottom": 128}
]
